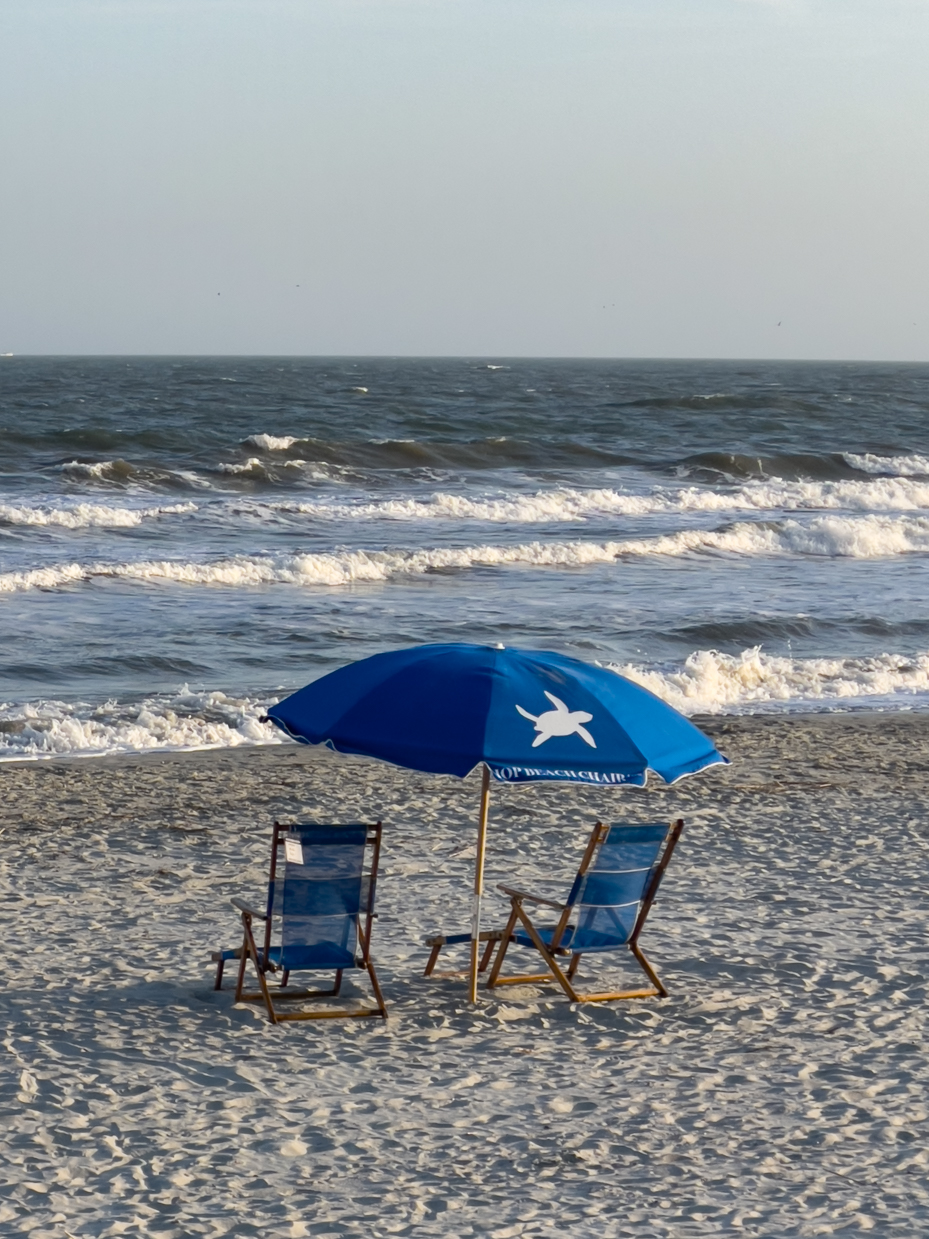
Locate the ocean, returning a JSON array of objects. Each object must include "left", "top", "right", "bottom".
[{"left": 3, "top": 354, "right": 929, "bottom": 761}]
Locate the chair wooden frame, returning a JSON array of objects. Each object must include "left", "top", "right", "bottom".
[
  {"left": 486, "top": 819, "right": 684, "bottom": 1004},
  {"left": 422, "top": 930, "right": 505, "bottom": 979},
  {"left": 218, "top": 821, "right": 387, "bottom": 1025}
]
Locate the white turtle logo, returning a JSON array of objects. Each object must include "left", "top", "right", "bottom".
[{"left": 516, "top": 692, "right": 597, "bottom": 748}]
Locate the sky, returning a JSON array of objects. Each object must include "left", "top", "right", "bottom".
[{"left": 1, "top": 0, "right": 928, "bottom": 359}]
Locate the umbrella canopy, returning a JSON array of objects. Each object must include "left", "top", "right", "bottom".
[{"left": 267, "top": 643, "right": 726, "bottom": 786}]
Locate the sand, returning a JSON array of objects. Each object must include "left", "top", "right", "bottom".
[{"left": 1, "top": 712, "right": 928, "bottom": 1237}]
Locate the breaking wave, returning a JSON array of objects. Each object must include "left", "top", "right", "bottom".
[
  {"left": 262, "top": 476, "right": 929, "bottom": 523},
  {"left": 217, "top": 457, "right": 276, "bottom": 479},
  {"left": 59, "top": 459, "right": 208, "bottom": 490},
  {"left": 216, "top": 457, "right": 351, "bottom": 484},
  {"left": 220, "top": 435, "right": 636, "bottom": 471},
  {"left": 243, "top": 433, "right": 301, "bottom": 451},
  {"left": 6, "top": 513, "right": 929, "bottom": 594},
  {"left": 0, "top": 501, "right": 196, "bottom": 529},
  {"left": 60, "top": 459, "right": 131, "bottom": 481},
  {"left": 843, "top": 452, "right": 929, "bottom": 477},
  {"left": 41, "top": 473, "right": 929, "bottom": 526},
  {"left": 7, "top": 650, "right": 929, "bottom": 760},
  {"left": 0, "top": 688, "right": 281, "bottom": 761},
  {"left": 611, "top": 648, "right": 929, "bottom": 715}
]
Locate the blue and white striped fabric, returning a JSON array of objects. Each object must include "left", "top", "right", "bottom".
[
  {"left": 271, "top": 825, "right": 368, "bottom": 971},
  {"left": 515, "top": 823, "right": 668, "bottom": 954}
]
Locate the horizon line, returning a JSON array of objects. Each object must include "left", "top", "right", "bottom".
[{"left": 3, "top": 353, "right": 929, "bottom": 365}]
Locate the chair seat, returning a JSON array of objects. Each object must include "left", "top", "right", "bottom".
[
  {"left": 511, "top": 925, "right": 577, "bottom": 952},
  {"left": 213, "top": 944, "right": 363, "bottom": 969},
  {"left": 422, "top": 923, "right": 629, "bottom": 956},
  {"left": 278, "top": 943, "right": 358, "bottom": 970},
  {"left": 512, "top": 925, "right": 632, "bottom": 953},
  {"left": 212, "top": 947, "right": 242, "bottom": 963}
]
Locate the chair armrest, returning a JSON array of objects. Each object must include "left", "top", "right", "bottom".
[
  {"left": 231, "top": 897, "right": 268, "bottom": 920},
  {"left": 497, "top": 885, "right": 567, "bottom": 911},
  {"left": 424, "top": 929, "right": 507, "bottom": 947}
]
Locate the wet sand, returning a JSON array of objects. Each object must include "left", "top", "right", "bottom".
[{"left": 1, "top": 713, "right": 928, "bottom": 1236}]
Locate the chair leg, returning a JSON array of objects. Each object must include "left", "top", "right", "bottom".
[
  {"left": 511, "top": 903, "right": 581, "bottom": 1002},
  {"left": 214, "top": 958, "right": 225, "bottom": 990},
  {"left": 562, "top": 942, "right": 665, "bottom": 1004},
  {"left": 238, "top": 913, "right": 278, "bottom": 1024},
  {"left": 487, "top": 906, "right": 572, "bottom": 991},
  {"left": 234, "top": 934, "right": 249, "bottom": 1003},
  {"left": 479, "top": 936, "right": 498, "bottom": 972},
  {"left": 630, "top": 942, "right": 668, "bottom": 998},
  {"left": 423, "top": 942, "right": 443, "bottom": 977},
  {"left": 270, "top": 959, "right": 387, "bottom": 1021},
  {"left": 486, "top": 907, "right": 520, "bottom": 988},
  {"left": 366, "top": 961, "right": 388, "bottom": 1019},
  {"left": 567, "top": 953, "right": 582, "bottom": 980}
]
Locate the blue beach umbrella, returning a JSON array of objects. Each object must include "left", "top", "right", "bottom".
[{"left": 268, "top": 643, "right": 727, "bottom": 1001}]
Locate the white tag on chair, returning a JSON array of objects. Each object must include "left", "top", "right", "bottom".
[{"left": 284, "top": 837, "right": 304, "bottom": 866}]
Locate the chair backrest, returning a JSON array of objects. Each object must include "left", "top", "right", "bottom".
[
  {"left": 264, "top": 823, "right": 381, "bottom": 972},
  {"left": 562, "top": 822, "right": 679, "bottom": 953}
]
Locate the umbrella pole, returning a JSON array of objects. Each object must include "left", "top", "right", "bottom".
[{"left": 469, "top": 764, "right": 491, "bottom": 1003}]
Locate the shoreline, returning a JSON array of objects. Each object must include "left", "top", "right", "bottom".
[
  {"left": 3, "top": 708, "right": 927, "bottom": 836},
  {"left": 2, "top": 704, "right": 928, "bottom": 773}
]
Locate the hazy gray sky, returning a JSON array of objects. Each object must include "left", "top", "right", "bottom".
[{"left": 2, "top": 0, "right": 928, "bottom": 358}]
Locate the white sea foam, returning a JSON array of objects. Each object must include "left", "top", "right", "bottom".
[
  {"left": 49, "top": 468, "right": 929, "bottom": 520},
  {"left": 0, "top": 688, "right": 281, "bottom": 761},
  {"left": 243, "top": 433, "right": 301, "bottom": 451},
  {"left": 4, "top": 514, "right": 929, "bottom": 594},
  {"left": 610, "top": 647, "right": 929, "bottom": 715},
  {"left": 0, "top": 501, "right": 196, "bottom": 529},
  {"left": 218, "top": 457, "right": 308, "bottom": 478},
  {"left": 260, "top": 476, "right": 929, "bottom": 524},
  {"left": 8, "top": 649, "right": 929, "bottom": 761},
  {"left": 217, "top": 457, "right": 269, "bottom": 477},
  {"left": 177, "top": 470, "right": 213, "bottom": 488},
  {"left": 843, "top": 452, "right": 929, "bottom": 477},
  {"left": 733, "top": 476, "right": 929, "bottom": 513},
  {"left": 59, "top": 459, "right": 122, "bottom": 480},
  {"left": 58, "top": 460, "right": 212, "bottom": 489},
  {"left": 604, "top": 515, "right": 929, "bottom": 560},
  {"left": 0, "top": 544, "right": 638, "bottom": 594}
]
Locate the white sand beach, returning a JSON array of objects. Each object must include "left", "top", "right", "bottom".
[{"left": 2, "top": 713, "right": 928, "bottom": 1237}]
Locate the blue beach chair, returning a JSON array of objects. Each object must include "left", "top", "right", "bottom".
[
  {"left": 214, "top": 822, "right": 387, "bottom": 1024},
  {"left": 485, "top": 820, "right": 684, "bottom": 1003}
]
